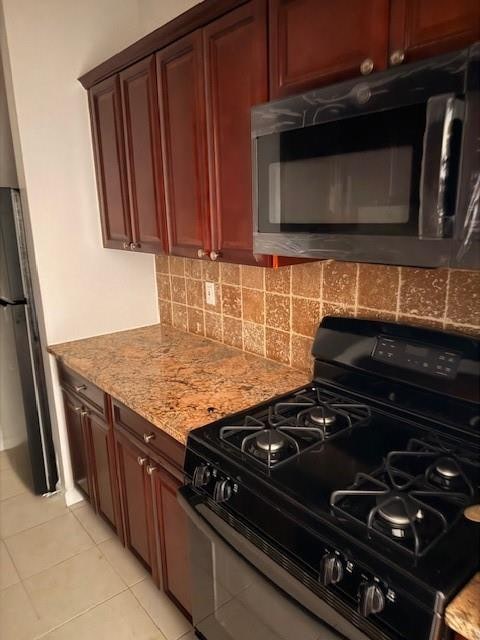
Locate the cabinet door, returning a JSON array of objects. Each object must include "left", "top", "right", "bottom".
[
  {"left": 389, "top": 0, "right": 480, "bottom": 63},
  {"left": 89, "top": 76, "right": 132, "bottom": 249},
  {"left": 204, "top": 1, "right": 270, "bottom": 266},
  {"left": 157, "top": 32, "right": 209, "bottom": 258},
  {"left": 269, "top": 0, "right": 389, "bottom": 98},
  {"left": 120, "top": 57, "right": 167, "bottom": 254},
  {"left": 153, "top": 466, "right": 191, "bottom": 616},
  {"left": 87, "top": 409, "right": 122, "bottom": 538},
  {"left": 62, "top": 391, "right": 92, "bottom": 500},
  {"left": 114, "top": 430, "right": 157, "bottom": 577}
]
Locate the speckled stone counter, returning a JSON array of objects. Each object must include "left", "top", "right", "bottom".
[
  {"left": 446, "top": 573, "right": 480, "bottom": 640},
  {"left": 48, "top": 324, "right": 309, "bottom": 445}
]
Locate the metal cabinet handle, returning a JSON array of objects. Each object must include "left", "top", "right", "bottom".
[
  {"left": 130, "top": 242, "right": 140, "bottom": 250},
  {"left": 360, "top": 58, "right": 374, "bottom": 75},
  {"left": 209, "top": 250, "right": 221, "bottom": 261},
  {"left": 74, "top": 384, "right": 87, "bottom": 393},
  {"left": 197, "top": 248, "right": 208, "bottom": 258},
  {"left": 73, "top": 406, "right": 82, "bottom": 413},
  {"left": 143, "top": 432, "right": 155, "bottom": 444},
  {"left": 122, "top": 241, "right": 129, "bottom": 249},
  {"left": 81, "top": 409, "right": 89, "bottom": 418},
  {"left": 389, "top": 49, "right": 405, "bottom": 66},
  {"left": 146, "top": 464, "right": 157, "bottom": 476},
  {"left": 137, "top": 456, "right": 147, "bottom": 466}
]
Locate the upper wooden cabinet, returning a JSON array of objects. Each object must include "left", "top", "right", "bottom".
[
  {"left": 89, "top": 77, "right": 132, "bottom": 249},
  {"left": 204, "top": 1, "right": 269, "bottom": 266},
  {"left": 269, "top": 0, "right": 390, "bottom": 98},
  {"left": 389, "top": 0, "right": 480, "bottom": 63},
  {"left": 90, "top": 57, "right": 167, "bottom": 254},
  {"left": 157, "top": 32, "right": 209, "bottom": 259}
]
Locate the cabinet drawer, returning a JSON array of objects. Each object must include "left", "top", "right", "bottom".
[
  {"left": 58, "top": 364, "right": 107, "bottom": 418},
  {"left": 112, "top": 399, "right": 185, "bottom": 472}
]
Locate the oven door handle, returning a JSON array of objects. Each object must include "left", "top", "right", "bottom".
[
  {"left": 419, "top": 93, "right": 464, "bottom": 239},
  {"left": 178, "top": 485, "right": 372, "bottom": 640}
]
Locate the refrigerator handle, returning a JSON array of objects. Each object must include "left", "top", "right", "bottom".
[{"left": 1, "top": 296, "right": 27, "bottom": 306}]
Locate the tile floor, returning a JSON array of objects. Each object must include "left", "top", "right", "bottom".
[{"left": 0, "top": 449, "right": 195, "bottom": 640}]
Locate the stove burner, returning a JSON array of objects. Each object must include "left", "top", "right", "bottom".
[
  {"left": 307, "top": 407, "right": 337, "bottom": 428},
  {"left": 255, "top": 431, "right": 287, "bottom": 453},
  {"left": 435, "top": 457, "right": 460, "bottom": 479},
  {"left": 376, "top": 495, "right": 422, "bottom": 530}
]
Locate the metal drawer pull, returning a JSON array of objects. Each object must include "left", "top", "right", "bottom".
[
  {"left": 360, "top": 58, "right": 374, "bottom": 75},
  {"left": 146, "top": 464, "right": 157, "bottom": 476},
  {"left": 143, "top": 432, "right": 155, "bottom": 443},
  {"left": 197, "top": 248, "right": 208, "bottom": 258},
  {"left": 389, "top": 49, "right": 405, "bottom": 66},
  {"left": 209, "top": 250, "right": 221, "bottom": 261},
  {"left": 73, "top": 406, "right": 82, "bottom": 413},
  {"left": 137, "top": 456, "right": 147, "bottom": 467},
  {"left": 74, "top": 384, "right": 87, "bottom": 393},
  {"left": 81, "top": 409, "right": 89, "bottom": 418}
]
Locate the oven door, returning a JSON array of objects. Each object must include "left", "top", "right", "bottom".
[{"left": 178, "top": 487, "right": 373, "bottom": 640}]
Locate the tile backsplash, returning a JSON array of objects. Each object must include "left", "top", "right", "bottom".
[{"left": 155, "top": 256, "right": 480, "bottom": 373}]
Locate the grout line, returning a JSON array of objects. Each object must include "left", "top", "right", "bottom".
[
  {"left": 442, "top": 268, "right": 452, "bottom": 330},
  {"left": 395, "top": 267, "right": 402, "bottom": 321},
  {"left": 353, "top": 263, "right": 360, "bottom": 318}
]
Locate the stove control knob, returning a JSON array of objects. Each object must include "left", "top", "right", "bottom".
[
  {"left": 358, "top": 582, "right": 385, "bottom": 617},
  {"left": 319, "top": 553, "right": 344, "bottom": 586},
  {"left": 213, "top": 479, "right": 232, "bottom": 504},
  {"left": 193, "top": 465, "right": 211, "bottom": 489}
]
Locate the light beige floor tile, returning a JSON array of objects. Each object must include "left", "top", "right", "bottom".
[
  {"left": 132, "top": 578, "right": 192, "bottom": 640},
  {"left": 72, "top": 503, "right": 113, "bottom": 543},
  {"left": 40, "top": 590, "right": 167, "bottom": 640},
  {"left": 0, "top": 581, "right": 50, "bottom": 639},
  {"left": 179, "top": 633, "right": 197, "bottom": 640},
  {"left": 23, "top": 546, "right": 127, "bottom": 630},
  {"left": 68, "top": 498, "right": 86, "bottom": 511},
  {"left": 99, "top": 536, "right": 149, "bottom": 586},
  {"left": 0, "top": 449, "right": 11, "bottom": 471},
  {"left": 0, "top": 491, "right": 67, "bottom": 538},
  {"left": 0, "top": 467, "right": 30, "bottom": 500},
  {"left": 5, "top": 512, "right": 94, "bottom": 579},
  {"left": 0, "top": 539, "right": 20, "bottom": 589}
]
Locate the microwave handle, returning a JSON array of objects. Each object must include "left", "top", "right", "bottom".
[{"left": 419, "top": 94, "right": 464, "bottom": 239}]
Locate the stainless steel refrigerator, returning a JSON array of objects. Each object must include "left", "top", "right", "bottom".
[{"left": 0, "top": 187, "right": 57, "bottom": 493}]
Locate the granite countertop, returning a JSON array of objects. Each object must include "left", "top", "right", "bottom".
[
  {"left": 446, "top": 573, "right": 480, "bottom": 640},
  {"left": 48, "top": 324, "right": 309, "bottom": 444}
]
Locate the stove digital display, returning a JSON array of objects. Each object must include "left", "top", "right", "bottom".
[{"left": 372, "top": 336, "right": 461, "bottom": 379}]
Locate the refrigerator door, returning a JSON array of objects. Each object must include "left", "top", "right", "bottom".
[{"left": 0, "top": 187, "right": 58, "bottom": 493}]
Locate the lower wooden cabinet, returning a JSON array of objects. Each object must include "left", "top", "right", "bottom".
[
  {"left": 62, "top": 390, "right": 92, "bottom": 500},
  {"left": 114, "top": 429, "right": 159, "bottom": 577}
]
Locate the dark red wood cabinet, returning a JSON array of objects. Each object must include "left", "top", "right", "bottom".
[
  {"left": 62, "top": 390, "right": 92, "bottom": 500},
  {"left": 204, "top": 0, "right": 269, "bottom": 266},
  {"left": 90, "top": 57, "right": 167, "bottom": 254},
  {"left": 156, "top": 32, "right": 209, "bottom": 259},
  {"left": 269, "top": 0, "right": 390, "bottom": 98}
]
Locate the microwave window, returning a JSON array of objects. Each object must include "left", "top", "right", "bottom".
[{"left": 258, "top": 103, "right": 426, "bottom": 235}]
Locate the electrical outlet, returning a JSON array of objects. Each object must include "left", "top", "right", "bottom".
[{"left": 205, "top": 282, "right": 216, "bottom": 306}]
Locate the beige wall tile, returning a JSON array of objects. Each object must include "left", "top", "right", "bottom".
[
  {"left": 187, "top": 308, "right": 205, "bottom": 336},
  {"left": 155, "top": 255, "right": 169, "bottom": 274},
  {"left": 171, "top": 304, "right": 188, "bottom": 332},
  {"left": 223, "top": 316, "right": 243, "bottom": 349},
  {"left": 291, "top": 334, "right": 313, "bottom": 374},
  {"left": 291, "top": 262, "right": 321, "bottom": 299},
  {"left": 323, "top": 261, "right": 357, "bottom": 305},
  {"left": 169, "top": 256, "right": 185, "bottom": 276},
  {"left": 265, "top": 293, "right": 290, "bottom": 332},
  {"left": 445, "top": 322, "right": 480, "bottom": 337},
  {"left": 186, "top": 278, "right": 204, "bottom": 309},
  {"left": 265, "top": 266, "right": 291, "bottom": 294},
  {"left": 241, "top": 265, "right": 264, "bottom": 290},
  {"left": 159, "top": 300, "right": 172, "bottom": 326},
  {"left": 398, "top": 314, "right": 444, "bottom": 330},
  {"left": 221, "top": 262, "right": 240, "bottom": 285},
  {"left": 292, "top": 297, "right": 321, "bottom": 337},
  {"left": 242, "top": 288, "right": 265, "bottom": 324},
  {"left": 202, "top": 260, "right": 220, "bottom": 282},
  {"left": 157, "top": 274, "right": 171, "bottom": 301},
  {"left": 357, "top": 264, "right": 399, "bottom": 311},
  {"left": 356, "top": 307, "right": 396, "bottom": 322},
  {"left": 205, "top": 312, "right": 222, "bottom": 341},
  {"left": 446, "top": 270, "right": 480, "bottom": 326},
  {"left": 243, "top": 322, "right": 265, "bottom": 356},
  {"left": 322, "top": 302, "right": 355, "bottom": 319},
  {"left": 399, "top": 268, "right": 448, "bottom": 319},
  {"left": 266, "top": 328, "right": 290, "bottom": 365},
  {"left": 222, "top": 284, "right": 242, "bottom": 318},
  {"left": 171, "top": 276, "right": 186, "bottom": 305},
  {"left": 185, "top": 258, "right": 202, "bottom": 280}
]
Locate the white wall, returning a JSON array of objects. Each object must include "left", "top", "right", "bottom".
[{"left": 0, "top": 0, "right": 201, "bottom": 501}]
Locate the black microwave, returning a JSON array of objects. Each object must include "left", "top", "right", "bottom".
[{"left": 252, "top": 43, "right": 480, "bottom": 269}]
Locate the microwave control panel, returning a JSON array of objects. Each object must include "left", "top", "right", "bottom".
[{"left": 372, "top": 336, "right": 461, "bottom": 379}]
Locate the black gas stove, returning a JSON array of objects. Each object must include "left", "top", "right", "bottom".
[{"left": 182, "top": 317, "right": 480, "bottom": 640}]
